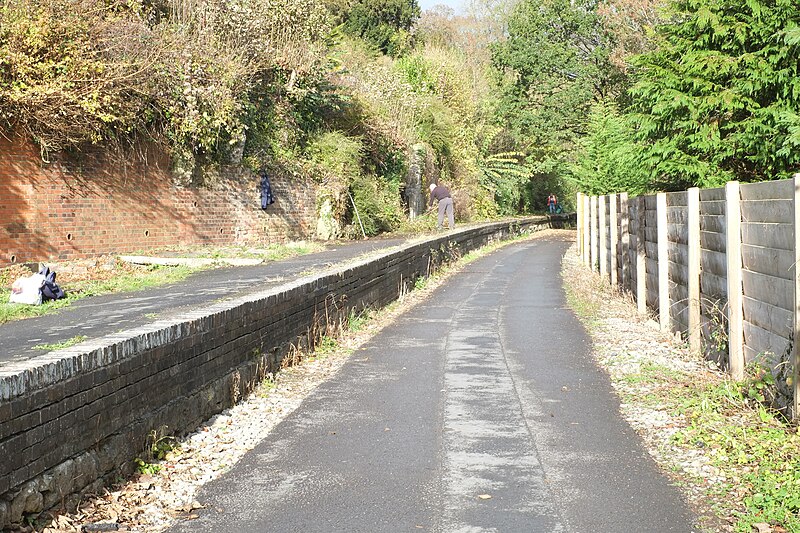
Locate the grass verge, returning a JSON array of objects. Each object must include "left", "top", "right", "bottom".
[
  {"left": 0, "top": 241, "right": 327, "bottom": 325},
  {"left": 0, "top": 265, "right": 197, "bottom": 325}
]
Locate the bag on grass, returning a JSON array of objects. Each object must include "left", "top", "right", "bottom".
[
  {"left": 39, "top": 265, "right": 66, "bottom": 300},
  {"left": 9, "top": 273, "right": 46, "bottom": 305}
]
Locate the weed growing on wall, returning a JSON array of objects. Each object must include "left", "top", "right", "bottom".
[
  {"left": 32, "top": 335, "right": 87, "bottom": 351},
  {"left": 136, "top": 426, "right": 179, "bottom": 475}
]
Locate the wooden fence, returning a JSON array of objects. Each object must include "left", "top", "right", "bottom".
[{"left": 576, "top": 176, "right": 800, "bottom": 418}]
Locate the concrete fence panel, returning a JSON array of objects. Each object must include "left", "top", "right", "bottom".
[
  {"left": 739, "top": 179, "right": 794, "bottom": 368},
  {"left": 579, "top": 176, "right": 800, "bottom": 419}
]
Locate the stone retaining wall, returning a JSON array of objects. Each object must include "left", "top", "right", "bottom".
[
  {"left": 0, "top": 135, "right": 317, "bottom": 266},
  {"left": 0, "top": 219, "right": 546, "bottom": 529}
]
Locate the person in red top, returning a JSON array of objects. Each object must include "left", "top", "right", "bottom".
[
  {"left": 547, "top": 193, "right": 558, "bottom": 214},
  {"left": 429, "top": 183, "right": 455, "bottom": 230}
]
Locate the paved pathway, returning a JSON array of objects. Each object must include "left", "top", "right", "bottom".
[
  {"left": 168, "top": 235, "right": 698, "bottom": 533},
  {"left": 0, "top": 237, "right": 409, "bottom": 366}
]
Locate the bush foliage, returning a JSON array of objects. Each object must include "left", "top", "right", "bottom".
[
  {"left": 0, "top": 0, "right": 543, "bottom": 232},
  {"left": 6, "top": 0, "right": 792, "bottom": 233},
  {"left": 629, "top": 0, "right": 800, "bottom": 188},
  {"left": 0, "top": 0, "right": 331, "bottom": 163}
]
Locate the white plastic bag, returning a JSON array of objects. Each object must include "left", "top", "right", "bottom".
[{"left": 9, "top": 273, "right": 46, "bottom": 305}]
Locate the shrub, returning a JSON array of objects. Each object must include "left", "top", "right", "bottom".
[
  {"left": 342, "top": 0, "right": 420, "bottom": 56},
  {"left": 0, "top": 0, "right": 332, "bottom": 163},
  {"left": 629, "top": 0, "right": 800, "bottom": 186},
  {"left": 0, "top": 0, "right": 154, "bottom": 157},
  {"left": 307, "top": 131, "right": 364, "bottom": 230},
  {"left": 572, "top": 101, "right": 649, "bottom": 195},
  {"left": 349, "top": 173, "right": 404, "bottom": 236}
]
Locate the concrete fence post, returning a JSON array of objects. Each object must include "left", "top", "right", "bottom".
[
  {"left": 583, "top": 194, "right": 591, "bottom": 267},
  {"left": 636, "top": 196, "right": 647, "bottom": 315},
  {"left": 599, "top": 195, "right": 608, "bottom": 279},
  {"left": 793, "top": 173, "right": 800, "bottom": 418},
  {"left": 610, "top": 194, "right": 619, "bottom": 287},
  {"left": 688, "top": 187, "right": 701, "bottom": 353},
  {"left": 725, "top": 181, "right": 745, "bottom": 380},
  {"left": 590, "top": 196, "right": 598, "bottom": 271},
  {"left": 657, "top": 192, "right": 669, "bottom": 331},
  {"left": 576, "top": 192, "right": 584, "bottom": 257},
  {"left": 620, "top": 193, "right": 629, "bottom": 291}
]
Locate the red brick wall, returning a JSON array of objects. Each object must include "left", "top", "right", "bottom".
[{"left": 0, "top": 136, "right": 318, "bottom": 265}]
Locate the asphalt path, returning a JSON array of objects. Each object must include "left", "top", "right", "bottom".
[
  {"left": 169, "top": 235, "right": 698, "bottom": 533},
  {"left": 0, "top": 237, "right": 408, "bottom": 366}
]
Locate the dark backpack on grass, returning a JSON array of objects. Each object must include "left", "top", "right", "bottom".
[{"left": 38, "top": 265, "right": 66, "bottom": 301}]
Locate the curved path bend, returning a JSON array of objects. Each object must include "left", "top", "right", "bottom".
[{"left": 169, "top": 235, "right": 698, "bottom": 533}]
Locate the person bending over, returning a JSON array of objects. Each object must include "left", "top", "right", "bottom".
[{"left": 429, "top": 183, "right": 455, "bottom": 230}]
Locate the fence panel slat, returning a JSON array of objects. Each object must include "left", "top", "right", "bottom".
[
  {"left": 700, "top": 230, "right": 727, "bottom": 254},
  {"left": 668, "top": 224, "right": 689, "bottom": 246},
  {"left": 669, "top": 243, "right": 689, "bottom": 267},
  {"left": 741, "top": 244, "right": 794, "bottom": 280},
  {"left": 743, "top": 322, "right": 791, "bottom": 363},
  {"left": 743, "top": 296, "right": 793, "bottom": 340},
  {"left": 667, "top": 207, "right": 688, "bottom": 224},
  {"left": 741, "top": 222, "right": 794, "bottom": 251},
  {"left": 700, "top": 214, "right": 726, "bottom": 234},
  {"left": 666, "top": 191, "right": 688, "bottom": 206},
  {"left": 741, "top": 199, "right": 793, "bottom": 224},
  {"left": 646, "top": 274, "right": 659, "bottom": 308},
  {"left": 740, "top": 179, "right": 794, "bottom": 201},
  {"left": 741, "top": 269, "right": 793, "bottom": 312},
  {"left": 700, "top": 271, "right": 728, "bottom": 300},
  {"left": 668, "top": 260, "right": 689, "bottom": 287},
  {"left": 645, "top": 210, "right": 658, "bottom": 228},
  {"left": 701, "top": 249, "right": 728, "bottom": 279},
  {"left": 700, "top": 187, "right": 725, "bottom": 202},
  {"left": 700, "top": 200, "right": 726, "bottom": 215}
]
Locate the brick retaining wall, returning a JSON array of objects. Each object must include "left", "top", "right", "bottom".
[
  {"left": 0, "top": 136, "right": 317, "bottom": 266},
  {"left": 0, "top": 219, "right": 546, "bottom": 529}
]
